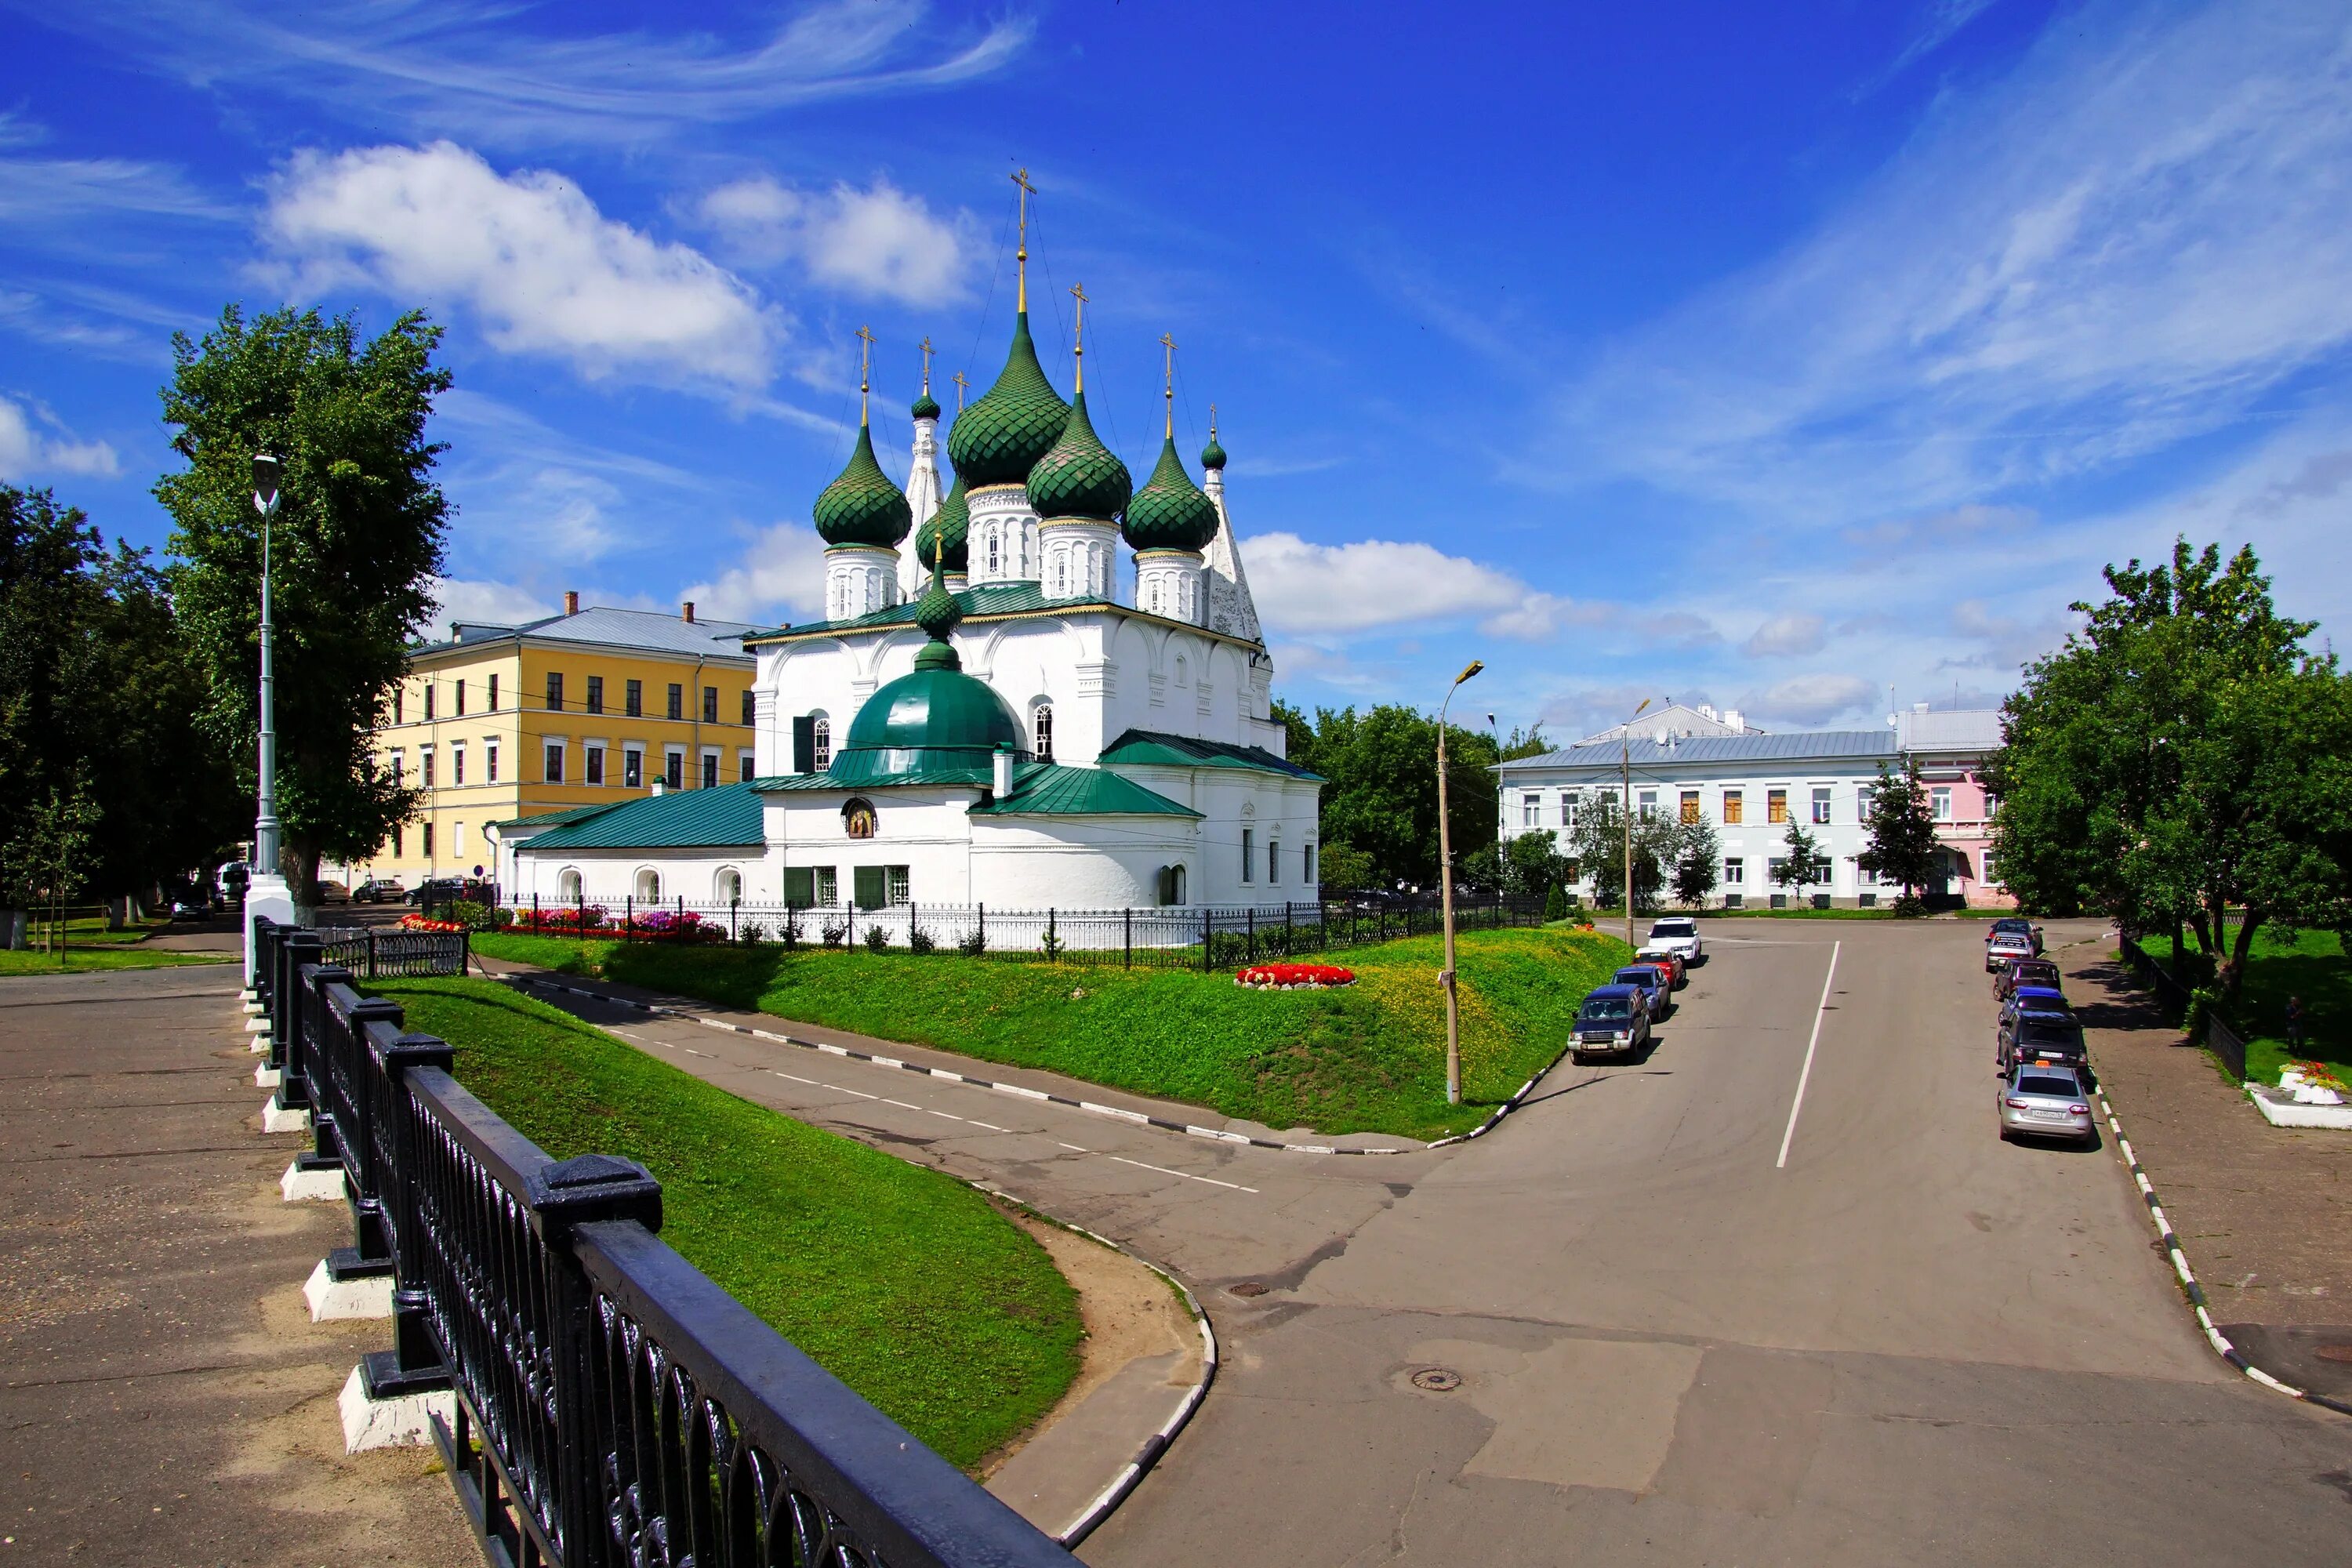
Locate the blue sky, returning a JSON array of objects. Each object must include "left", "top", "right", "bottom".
[{"left": 5, "top": 0, "right": 2349, "bottom": 741}]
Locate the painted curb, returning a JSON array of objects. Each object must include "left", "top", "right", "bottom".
[
  {"left": 1426, "top": 1035, "right": 1578, "bottom": 1148},
  {"left": 2096, "top": 1076, "right": 2352, "bottom": 1419},
  {"left": 514, "top": 975, "right": 1421, "bottom": 1157}
]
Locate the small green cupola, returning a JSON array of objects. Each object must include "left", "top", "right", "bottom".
[
  {"left": 911, "top": 387, "right": 942, "bottom": 421},
  {"left": 1026, "top": 390, "right": 1131, "bottom": 521},
  {"left": 1123, "top": 436, "right": 1220, "bottom": 553},
  {"left": 947, "top": 311, "right": 1070, "bottom": 490},
  {"left": 812, "top": 423, "right": 913, "bottom": 548},
  {"left": 916, "top": 474, "right": 970, "bottom": 575},
  {"left": 1200, "top": 409, "right": 1226, "bottom": 473}
]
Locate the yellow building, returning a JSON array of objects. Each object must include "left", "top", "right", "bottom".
[{"left": 354, "top": 596, "right": 761, "bottom": 887}]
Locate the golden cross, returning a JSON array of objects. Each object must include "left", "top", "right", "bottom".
[
  {"left": 918, "top": 336, "right": 933, "bottom": 394},
  {"left": 1011, "top": 167, "right": 1036, "bottom": 312},
  {"left": 854, "top": 325, "right": 877, "bottom": 424},
  {"left": 1069, "top": 281, "right": 1088, "bottom": 391},
  {"left": 1210, "top": 401, "right": 1218, "bottom": 440},
  {"left": 951, "top": 369, "right": 970, "bottom": 412},
  {"left": 1159, "top": 332, "right": 1178, "bottom": 436}
]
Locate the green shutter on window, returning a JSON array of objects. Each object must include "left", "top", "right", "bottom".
[
  {"left": 853, "top": 866, "right": 887, "bottom": 909},
  {"left": 782, "top": 868, "right": 815, "bottom": 908}
]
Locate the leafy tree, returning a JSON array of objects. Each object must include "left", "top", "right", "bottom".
[
  {"left": 20, "top": 782, "right": 100, "bottom": 956},
  {"left": 1543, "top": 883, "right": 1569, "bottom": 921},
  {"left": 1316, "top": 840, "right": 1374, "bottom": 894},
  {"left": 1774, "top": 820, "right": 1825, "bottom": 902},
  {"left": 1989, "top": 539, "right": 2352, "bottom": 996},
  {"left": 157, "top": 305, "right": 451, "bottom": 904},
  {"left": 1857, "top": 759, "right": 1939, "bottom": 911},
  {"left": 1497, "top": 723, "right": 1552, "bottom": 761},
  {"left": 1275, "top": 700, "right": 1500, "bottom": 888},
  {"left": 1671, "top": 815, "right": 1721, "bottom": 908},
  {"left": 1500, "top": 828, "right": 1569, "bottom": 898},
  {"left": 1567, "top": 793, "right": 1672, "bottom": 910}
]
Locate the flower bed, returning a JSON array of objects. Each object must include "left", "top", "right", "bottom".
[
  {"left": 398, "top": 914, "right": 467, "bottom": 934},
  {"left": 1235, "top": 962, "right": 1356, "bottom": 990}
]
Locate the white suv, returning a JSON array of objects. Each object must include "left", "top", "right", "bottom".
[{"left": 1646, "top": 917, "right": 1703, "bottom": 965}]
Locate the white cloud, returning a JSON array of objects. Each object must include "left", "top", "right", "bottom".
[
  {"left": 699, "top": 175, "right": 975, "bottom": 307},
  {"left": 0, "top": 154, "right": 229, "bottom": 223},
  {"left": 681, "top": 522, "right": 830, "bottom": 625},
  {"left": 1742, "top": 613, "right": 1827, "bottom": 658},
  {"left": 0, "top": 395, "right": 121, "bottom": 480},
  {"left": 426, "top": 577, "right": 559, "bottom": 631},
  {"left": 262, "top": 142, "right": 781, "bottom": 387},
  {"left": 1741, "top": 673, "right": 1881, "bottom": 728},
  {"left": 1243, "top": 530, "right": 1606, "bottom": 639}
]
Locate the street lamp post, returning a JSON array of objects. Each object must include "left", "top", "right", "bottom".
[
  {"left": 1621, "top": 697, "right": 1651, "bottom": 951},
  {"left": 1437, "top": 659, "right": 1483, "bottom": 1107},
  {"left": 242, "top": 453, "right": 297, "bottom": 983}
]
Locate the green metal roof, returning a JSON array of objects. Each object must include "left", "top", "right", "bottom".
[
  {"left": 946, "top": 311, "right": 1069, "bottom": 490},
  {"left": 971, "top": 763, "right": 1200, "bottom": 818},
  {"left": 748, "top": 580, "right": 1089, "bottom": 641},
  {"left": 1100, "top": 728, "right": 1325, "bottom": 781},
  {"left": 488, "top": 802, "right": 625, "bottom": 832},
  {"left": 521, "top": 782, "right": 766, "bottom": 851},
  {"left": 753, "top": 765, "right": 990, "bottom": 791},
  {"left": 813, "top": 423, "right": 913, "bottom": 548}
]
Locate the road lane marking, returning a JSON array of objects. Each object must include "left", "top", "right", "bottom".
[
  {"left": 1774, "top": 939, "right": 1841, "bottom": 1171},
  {"left": 967, "top": 1121, "right": 1007, "bottom": 1132},
  {"left": 1109, "top": 1155, "right": 1259, "bottom": 1194},
  {"left": 1057, "top": 1142, "right": 1091, "bottom": 1152}
]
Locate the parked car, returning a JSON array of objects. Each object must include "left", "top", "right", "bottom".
[
  {"left": 1997, "top": 1062, "right": 2096, "bottom": 1145},
  {"left": 169, "top": 894, "right": 212, "bottom": 919},
  {"left": 1987, "top": 916, "right": 2045, "bottom": 955},
  {"left": 1571, "top": 985, "right": 1652, "bottom": 1062},
  {"left": 2002, "top": 1011, "right": 2089, "bottom": 1075},
  {"left": 353, "top": 877, "right": 405, "bottom": 904},
  {"left": 315, "top": 880, "right": 350, "bottom": 904},
  {"left": 1984, "top": 929, "right": 2037, "bottom": 972},
  {"left": 1646, "top": 916, "right": 1703, "bottom": 965},
  {"left": 407, "top": 877, "right": 464, "bottom": 906},
  {"left": 1614, "top": 964, "right": 1673, "bottom": 1019},
  {"left": 1998, "top": 988, "right": 2074, "bottom": 1064},
  {"left": 1994, "top": 956, "right": 2064, "bottom": 1001},
  {"left": 1635, "top": 946, "right": 1687, "bottom": 989}
]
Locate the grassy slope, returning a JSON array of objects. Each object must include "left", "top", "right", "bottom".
[
  {"left": 0, "top": 946, "right": 232, "bottom": 975},
  {"left": 474, "top": 925, "right": 1630, "bottom": 1142},
  {"left": 374, "top": 976, "right": 1080, "bottom": 1470},
  {"left": 2137, "top": 927, "right": 2349, "bottom": 1085}
]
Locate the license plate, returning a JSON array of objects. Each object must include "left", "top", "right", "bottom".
[
  {"left": 2028, "top": 1109, "right": 2068, "bottom": 1120},
  {"left": 1580, "top": 1034, "right": 1615, "bottom": 1044}
]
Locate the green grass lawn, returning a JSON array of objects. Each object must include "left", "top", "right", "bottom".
[
  {"left": 472, "top": 924, "right": 1630, "bottom": 1142},
  {"left": 2137, "top": 926, "right": 2350, "bottom": 1086},
  {"left": 372, "top": 975, "right": 1080, "bottom": 1471},
  {"left": 0, "top": 946, "right": 233, "bottom": 975}
]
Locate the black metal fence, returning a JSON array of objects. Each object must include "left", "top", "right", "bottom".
[
  {"left": 498, "top": 891, "right": 1553, "bottom": 971},
  {"left": 2118, "top": 932, "right": 2247, "bottom": 1081},
  {"left": 314, "top": 924, "right": 474, "bottom": 979},
  {"left": 252, "top": 916, "right": 1073, "bottom": 1568}
]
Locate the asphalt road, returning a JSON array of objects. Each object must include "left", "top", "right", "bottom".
[{"left": 490, "top": 919, "right": 2352, "bottom": 1564}]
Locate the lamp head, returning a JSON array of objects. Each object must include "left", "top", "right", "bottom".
[
  {"left": 252, "top": 452, "right": 282, "bottom": 517},
  {"left": 1633, "top": 696, "right": 1652, "bottom": 718},
  {"left": 1454, "top": 660, "right": 1484, "bottom": 688}
]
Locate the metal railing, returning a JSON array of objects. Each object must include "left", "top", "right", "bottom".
[
  {"left": 498, "top": 891, "right": 1554, "bottom": 971},
  {"left": 314, "top": 924, "right": 474, "bottom": 978},
  {"left": 261, "top": 917, "right": 1073, "bottom": 1567},
  {"left": 2118, "top": 932, "right": 2247, "bottom": 1082}
]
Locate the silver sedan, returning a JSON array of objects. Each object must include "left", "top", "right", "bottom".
[{"left": 1996, "top": 1063, "right": 2096, "bottom": 1145}]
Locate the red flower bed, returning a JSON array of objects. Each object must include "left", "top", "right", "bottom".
[
  {"left": 1235, "top": 962, "right": 1356, "bottom": 989},
  {"left": 399, "top": 914, "right": 466, "bottom": 933}
]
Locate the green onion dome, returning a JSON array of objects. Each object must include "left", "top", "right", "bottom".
[
  {"left": 1025, "top": 390, "right": 1132, "bottom": 521},
  {"left": 946, "top": 312, "right": 1070, "bottom": 490},
  {"left": 812, "top": 423, "right": 912, "bottom": 548},
  {"left": 1200, "top": 431, "right": 1226, "bottom": 471},
  {"left": 1121, "top": 436, "right": 1221, "bottom": 553},
  {"left": 828, "top": 574, "right": 1022, "bottom": 785},
  {"left": 914, "top": 475, "right": 970, "bottom": 575},
  {"left": 910, "top": 387, "right": 942, "bottom": 421}
]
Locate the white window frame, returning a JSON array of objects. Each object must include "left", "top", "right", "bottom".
[
  {"left": 623, "top": 746, "right": 644, "bottom": 789},
  {"left": 1811, "top": 786, "right": 1832, "bottom": 826},
  {"left": 1521, "top": 792, "right": 1541, "bottom": 828},
  {"left": 1722, "top": 856, "right": 1744, "bottom": 885},
  {"left": 1932, "top": 786, "right": 1953, "bottom": 822}
]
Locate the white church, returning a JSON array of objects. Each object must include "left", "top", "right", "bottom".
[{"left": 506, "top": 261, "right": 1320, "bottom": 915}]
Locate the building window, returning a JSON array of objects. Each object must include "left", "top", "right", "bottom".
[
  {"left": 1812, "top": 786, "right": 1832, "bottom": 825},
  {"left": 486, "top": 742, "right": 499, "bottom": 784},
  {"left": 635, "top": 868, "right": 662, "bottom": 903},
  {"left": 717, "top": 868, "right": 742, "bottom": 903},
  {"left": 424, "top": 682, "right": 437, "bottom": 722},
  {"left": 741, "top": 689, "right": 755, "bottom": 728},
  {"left": 558, "top": 869, "right": 581, "bottom": 902},
  {"left": 701, "top": 751, "right": 719, "bottom": 789},
  {"left": 1562, "top": 792, "right": 1579, "bottom": 829},
  {"left": 1932, "top": 786, "right": 1953, "bottom": 822},
  {"left": 544, "top": 742, "right": 564, "bottom": 783},
  {"left": 626, "top": 678, "right": 643, "bottom": 717},
  {"left": 586, "top": 745, "right": 605, "bottom": 786},
  {"left": 1241, "top": 827, "right": 1254, "bottom": 883},
  {"left": 454, "top": 678, "right": 466, "bottom": 717},
  {"left": 487, "top": 674, "right": 498, "bottom": 711},
  {"left": 1723, "top": 856, "right": 1744, "bottom": 886},
  {"left": 1985, "top": 793, "right": 2001, "bottom": 818},
  {"left": 1269, "top": 840, "right": 1281, "bottom": 884},
  {"left": 887, "top": 865, "right": 910, "bottom": 906},
  {"left": 390, "top": 750, "right": 405, "bottom": 786},
  {"left": 423, "top": 822, "right": 434, "bottom": 858},
  {"left": 703, "top": 686, "right": 719, "bottom": 724},
  {"left": 1680, "top": 789, "right": 1700, "bottom": 825},
  {"left": 1857, "top": 786, "right": 1875, "bottom": 822},
  {"left": 987, "top": 529, "right": 1000, "bottom": 575},
  {"left": 453, "top": 820, "right": 466, "bottom": 855},
  {"left": 1158, "top": 863, "right": 1188, "bottom": 906},
  {"left": 664, "top": 750, "right": 684, "bottom": 789},
  {"left": 812, "top": 717, "right": 832, "bottom": 771},
  {"left": 1638, "top": 789, "right": 1658, "bottom": 822},
  {"left": 1722, "top": 789, "right": 1743, "bottom": 825},
  {"left": 1522, "top": 792, "right": 1541, "bottom": 828},
  {"left": 586, "top": 675, "right": 604, "bottom": 715},
  {"left": 816, "top": 866, "right": 838, "bottom": 906},
  {"left": 667, "top": 684, "right": 684, "bottom": 721},
  {"left": 1768, "top": 789, "right": 1788, "bottom": 825},
  {"left": 421, "top": 746, "right": 435, "bottom": 789},
  {"left": 393, "top": 688, "right": 403, "bottom": 725},
  {"left": 1174, "top": 655, "right": 1189, "bottom": 687},
  {"left": 1983, "top": 853, "right": 2001, "bottom": 884},
  {"left": 546, "top": 672, "right": 563, "bottom": 712},
  {"left": 1033, "top": 703, "right": 1054, "bottom": 762},
  {"left": 1304, "top": 844, "right": 1316, "bottom": 885},
  {"left": 452, "top": 743, "right": 465, "bottom": 786},
  {"left": 390, "top": 827, "right": 401, "bottom": 858},
  {"left": 623, "top": 747, "right": 644, "bottom": 789},
  {"left": 738, "top": 750, "right": 754, "bottom": 783}
]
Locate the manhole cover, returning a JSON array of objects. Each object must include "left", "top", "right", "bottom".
[
  {"left": 1411, "top": 1367, "right": 1462, "bottom": 1392},
  {"left": 1227, "top": 1281, "right": 1269, "bottom": 1298},
  {"left": 2315, "top": 1343, "right": 2352, "bottom": 1364}
]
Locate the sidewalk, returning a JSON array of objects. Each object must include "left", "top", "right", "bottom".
[
  {"left": 2071, "top": 947, "right": 2352, "bottom": 1397},
  {"left": 0, "top": 966, "right": 474, "bottom": 1566}
]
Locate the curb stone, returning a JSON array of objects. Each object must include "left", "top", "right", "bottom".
[{"left": 511, "top": 974, "right": 1421, "bottom": 1156}]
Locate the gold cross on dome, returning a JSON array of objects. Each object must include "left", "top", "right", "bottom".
[
  {"left": 854, "top": 325, "right": 877, "bottom": 423},
  {"left": 918, "top": 336, "right": 933, "bottom": 394},
  {"left": 951, "top": 369, "right": 969, "bottom": 412},
  {"left": 1011, "top": 167, "right": 1036, "bottom": 311},
  {"left": 1159, "top": 332, "right": 1178, "bottom": 436},
  {"left": 1069, "top": 282, "right": 1088, "bottom": 390}
]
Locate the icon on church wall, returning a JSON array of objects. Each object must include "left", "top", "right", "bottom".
[{"left": 843, "top": 799, "right": 878, "bottom": 840}]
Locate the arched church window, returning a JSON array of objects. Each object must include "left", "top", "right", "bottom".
[
  {"left": 843, "top": 797, "right": 877, "bottom": 840},
  {"left": 1174, "top": 655, "right": 1189, "bottom": 687},
  {"left": 558, "top": 869, "right": 582, "bottom": 902},
  {"left": 812, "top": 717, "right": 831, "bottom": 771},
  {"left": 1033, "top": 703, "right": 1054, "bottom": 763},
  {"left": 1158, "top": 863, "right": 1187, "bottom": 906},
  {"left": 635, "top": 868, "right": 662, "bottom": 903},
  {"left": 716, "top": 867, "right": 742, "bottom": 903},
  {"left": 987, "top": 528, "right": 1000, "bottom": 576}
]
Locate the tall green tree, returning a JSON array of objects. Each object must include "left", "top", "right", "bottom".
[
  {"left": 1989, "top": 539, "right": 2352, "bottom": 995},
  {"left": 1773, "top": 820, "right": 1825, "bottom": 902},
  {"left": 1274, "top": 699, "right": 1500, "bottom": 888},
  {"left": 1671, "top": 815, "right": 1721, "bottom": 908},
  {"left": 1566, "top": 793, "right": 1673, "bottom": 910},
  {"left": 1857, "top": 759, "right": 1940, "bottom": 911},
  {"left": 157, "top": 305, "right": 450, "bottom": 902}
]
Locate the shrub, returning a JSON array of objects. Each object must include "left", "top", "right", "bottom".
[
  {"left": 958, "top": 927, "right": 987, "bottom": 957},
  {"left": 863, "top": 924, "right": 890, "bottom": 953},
  {"left": 444, "top": 899, "right": 505, "bottom": 932},
  {"left": 822, "top": 919, "right": 848, "bottom": 949},
  {"left": 738, "top": 920, "right": 768, "bottom": 945},
  {"left": 1544, "top": 885, "right": 1568, "bottom": 922},
  {"left": 781, "top": 910, "right": 802, "bottom": 952},
  {"left": 908, "top": 924, "right": 936, "bottom": 955}
]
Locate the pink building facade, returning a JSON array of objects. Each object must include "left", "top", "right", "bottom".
[{"left": 1896, "top": 709, "right": 2015, "bottom": 909}]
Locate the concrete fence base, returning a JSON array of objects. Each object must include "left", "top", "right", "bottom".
[{"left": 337, "top": 1365, "right": 452, "bottom": 1453}]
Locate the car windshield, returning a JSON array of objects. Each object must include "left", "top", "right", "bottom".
[
  {"left": 2017, "top": 1074, "right": 2078, "bottom": 1097},
  {"left": 2018, "top": 1019, "right": 2082, "bottom": 1047},
  {"left": 1581, "top": 998, "right": 1632, "bottom": 1022},
  {"left": 1994, "top": 918, "right": 2032, "bottom": 932},
  {"left": 1651, "top": 920, "right": 1695, "bottom": 936},
  {"left": 1616, "top": 969, "right": 1656, "bottom": 986}
]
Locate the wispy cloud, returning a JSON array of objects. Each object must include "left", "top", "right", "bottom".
[
  {"left": 31, "top": 0, "right": 1033, "bottom": 146},
  {"left": 696, "top": 175, "right": 978, "bottom": 307},
  {"left": 0, "top": 153, "right": 231, "bottom": 224},
  {"left": 1243, "top": 530, "right": 1613, "bottom": 640},
  {"left": 0, "top": 393, "right": 120, "bottom": 480},
  {"left": 261, "top": 142, "right": 782, "bottom": 389}
]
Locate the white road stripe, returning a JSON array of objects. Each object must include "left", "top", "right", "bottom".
[
  {"left": 882, "top": 1098, "right": 922, "bottom": 1110},
  {"left": 967, "top": 1121, "right": 1007, "bottom": 1132},
  {"left": 1108, "top": 1155, "right": 1259, "bottom": 1194},
  {"left": 1058, "top": 1142, "right": 1091, "bottom": 1152},
  {"left": 1775, "top": 939, "right": 1842, "bottom": 1171}
]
